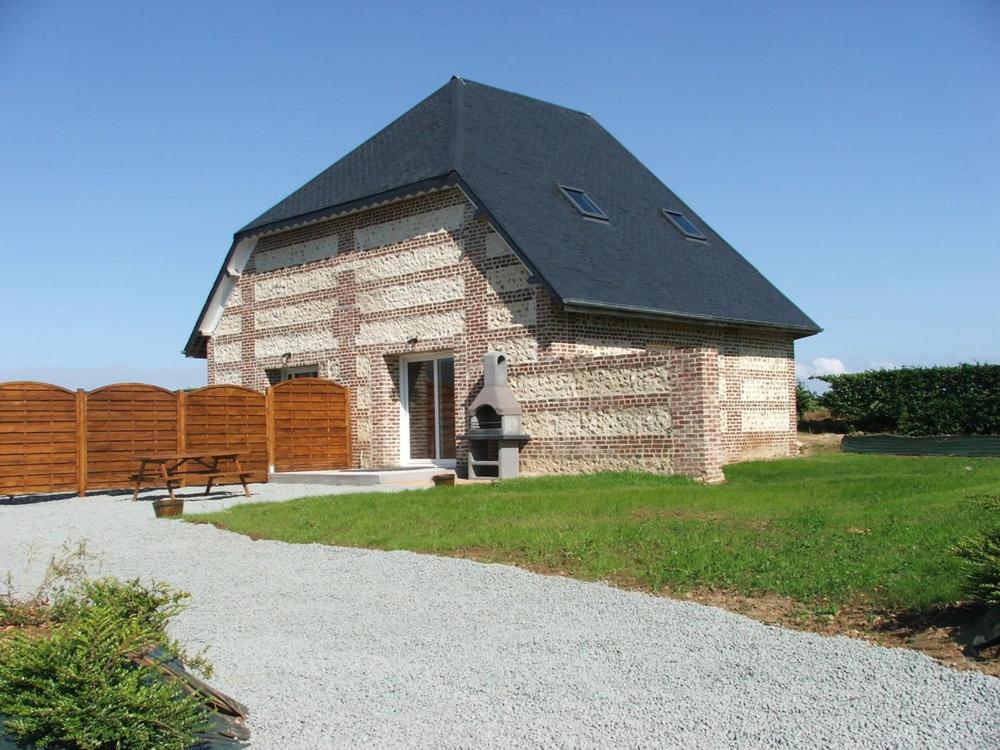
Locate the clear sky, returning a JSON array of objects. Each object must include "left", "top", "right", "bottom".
[{"left": 1, "top": 1, "right": 997, "bottom": 390}]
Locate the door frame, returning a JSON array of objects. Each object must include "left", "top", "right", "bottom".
[{"left": 398, "top": 352, "right": 456, "bottom": 468}]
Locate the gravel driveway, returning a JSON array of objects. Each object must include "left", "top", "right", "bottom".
[{"left": 2, "top": 485, "right": 998, "bottom": 749}]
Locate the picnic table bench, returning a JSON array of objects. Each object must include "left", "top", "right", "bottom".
[{"left": 131, "top": 451, "right": 252, "bottom": 502}]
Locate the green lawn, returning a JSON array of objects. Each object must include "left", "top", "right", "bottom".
[{"left": 193, "top": 454, "right": 1000, "bottom": 612}]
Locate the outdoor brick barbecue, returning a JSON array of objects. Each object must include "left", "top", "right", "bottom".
[{"left": 461, "top": 351, "right": 529, "bottom": 479}]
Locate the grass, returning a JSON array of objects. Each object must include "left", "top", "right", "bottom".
[{"left": 193, "top": 454, "right": 1000, "bottom": 613}]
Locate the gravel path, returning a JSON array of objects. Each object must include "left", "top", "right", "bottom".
[{"left": 2, "top": 485, "right": 998, "bottom": 749}]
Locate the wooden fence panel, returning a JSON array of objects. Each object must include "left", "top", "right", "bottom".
[
  {"left": 184, "top": 386, "right": 268, "bottom": 482},
  {"left": 86, "top": 384, "right": 178, "bottom": 491},
  {"left": 0, "top": 382, "right": 78, "bottom": 495},
  {"left": 271, "top": 378, "right": 351, "bottom": 472},
  {"left": 1, "top": 377, "right": 353, "bottom": 496}
]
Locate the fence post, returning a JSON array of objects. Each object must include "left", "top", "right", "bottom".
[
  {"left": 176, "top": 390, "right": 186, "bottom": 487},
  {"left": 176, "top": 390, "right": 187, "bottom": 454},
  {"left": 76, "top": 389, "right": 87, "bottom": 497},
  {"left": 265, "top": 385, "right": 275, "bottom": 473},
  {"left": 344, "top": 387, "right": 353, "bottom": 469}
]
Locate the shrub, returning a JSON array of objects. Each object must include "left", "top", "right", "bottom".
[
  {"left": 953, "top": 495, "right": 1000, "bottom": 607},
  {"left": 818, "top": 363, "right": 1000, "bottom": 435},
  {"left": 1, "top": 541, "right": 91, "bottom": 628},
  {"left": 0, "top": 578, "right": 210, "bottom": 750},
  {"left": 51, "top": 578, "right": 212, "bottom": 677},
  {"left": 795, "top": 381, "right": 820, "bottom": 419},
  {"left": 953, "top": 529, "right": 1000, "bottom": 607}
]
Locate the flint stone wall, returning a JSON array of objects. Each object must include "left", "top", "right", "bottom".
[{"left": 206, "top": 186, "right": 797, "bottom": 477}]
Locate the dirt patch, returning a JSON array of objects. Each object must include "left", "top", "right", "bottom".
[
  {"left": 675, "top": 590, "right": 998, "bottom": 676},
  {"left": 796, "top": 432, "right": 844, "bottom": 455},
  {"left": 446, "top": 547, "right": 998, "bottom": 678}
]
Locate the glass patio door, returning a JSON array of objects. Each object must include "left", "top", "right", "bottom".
[{"left": 400, "top": 355, "right": 455, "bottom": 466}]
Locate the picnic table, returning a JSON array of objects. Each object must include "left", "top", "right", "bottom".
[{"left": 131, "top": 451, "right": 252, "bottom": 502}]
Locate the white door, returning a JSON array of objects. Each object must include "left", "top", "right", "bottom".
[{"left": 399, "top": 354, "right": 456, "bottom": 467}]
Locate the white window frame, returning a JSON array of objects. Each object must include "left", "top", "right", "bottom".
[
  {"left": 399, "top": 352, "right": 456, "bottom": 468},
  {"left": 558, "top": 185, "right": 609, "bottom": 222},
  {"left": 281, "top": 365, "right": 319, "bottom": 381},
  {"left": 661, "top": 209, "right": 707, "bottom": 241}
]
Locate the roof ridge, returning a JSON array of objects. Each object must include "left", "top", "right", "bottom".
[
  {"left": 450, "top": 76, "right": 465, "bottom": 173},
  {"left": 238, "top": 79, "right": 455, "bottom": 233},
  {"left": 458, "top": 78, "right": 593, "bottom": 119}
]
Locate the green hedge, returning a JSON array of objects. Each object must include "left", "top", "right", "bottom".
[
  {"left": 817, "top": 364, "right": 1000, "bottom": 436},
  {"left": 795, "top": 382, "right": 821, "bottom": 419}
]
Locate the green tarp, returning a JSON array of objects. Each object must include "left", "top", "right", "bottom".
[{"left": 842, "top": 434, "right": 1000, "bottom": 457}]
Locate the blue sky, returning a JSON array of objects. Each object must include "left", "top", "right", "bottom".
[{"left": 1, "top": 1, "right": 997, "bottom": 390}]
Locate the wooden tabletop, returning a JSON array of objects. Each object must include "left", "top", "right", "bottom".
[{"left": 134, "top": 452, "right": 242, "bottom": 462}]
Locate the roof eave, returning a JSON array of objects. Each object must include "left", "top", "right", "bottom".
[
  {"left": 236, "top": 174, "right": 458, "bottom": 240},
  {"left": 183, "top": 237, "right": 239, "bottom": 358},
  {"left": 561, "top": 297, "right": 823, "bottom": 339},
  {"left": 183, "top": 175, "right": 460, "bottom": 359}
]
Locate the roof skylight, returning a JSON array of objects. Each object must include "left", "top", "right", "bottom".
[
  {"left": 662, "top": 209, "right": 706, "bottom": 240},
  {"left": 559, "top": 186, "right": 608, "bottom": 221}
]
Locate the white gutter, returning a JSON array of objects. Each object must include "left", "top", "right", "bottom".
[{"left": 197, "top": 236, "right": 258, "bottom": 336}]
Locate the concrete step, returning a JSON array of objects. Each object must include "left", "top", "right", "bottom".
[{"left": 268, "top": 467, "right": 448, "bottom": 487}]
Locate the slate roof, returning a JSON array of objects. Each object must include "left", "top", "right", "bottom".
[
  {"left": 240, "top": 83, "right": 455, "bottom": 234},
  {"left": 186, "top": 78, "right": 818, "bottom": 356}
]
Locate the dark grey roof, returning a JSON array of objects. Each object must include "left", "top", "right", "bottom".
[
  {"left": 241, "top": 84, "right": 454, "bottom": 233},
  {"left": 187, "top": 78, "right": 818, "bottom": 356}
]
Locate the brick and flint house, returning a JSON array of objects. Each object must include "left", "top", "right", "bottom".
[{"left": 184, "top": 78, "right": 820, "bottom": 481}]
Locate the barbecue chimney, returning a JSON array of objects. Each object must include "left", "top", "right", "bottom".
[{"left": 461, "top": 351, "right": 529, "bottom": 479}]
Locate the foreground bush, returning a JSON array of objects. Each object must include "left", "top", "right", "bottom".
[
  {"left": 954, "top": 496, "right": 1000, "bottom": 607},
  {"left": 954, "top": 530, "right": 1000, "bottom": 607},
  {"left": 0, "top": 578, "right": 210, "bottom": 750},
  {"left": 818, "top": 363, "right": 1000, "bottom": 435}
]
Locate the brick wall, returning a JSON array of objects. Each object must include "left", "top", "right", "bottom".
[
  {"left": 207, "top": 187, "right": 797, "bottom": 479},
  {"left": 537, "top": 308, "right": 797, "bottom": 465},
  {"left": 507, "top": 348, "right": 723, "bottom": 481}
]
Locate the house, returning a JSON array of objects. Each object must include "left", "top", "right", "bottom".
[{"left": 184, "top": 78, "right": 820, "bottom": 482}]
